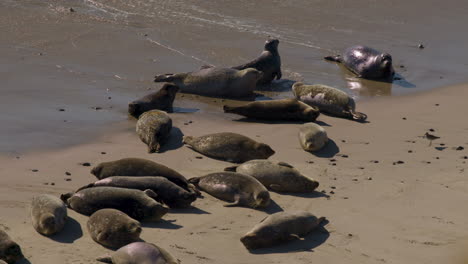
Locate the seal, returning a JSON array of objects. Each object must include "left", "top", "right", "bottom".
[
  {"left": 77, "top": 176, "right": 197, "bottom": 208},
  {"left": 225, "top": 160, "right": 319, "bottom": 193},
  {"left": 324, "top": 45, "right": 394, "bottom": 81},
  {"left": 292, "top": 82, "right": 367, "bottom": 121},
  {"left": 189, "top": 172, "right": 270, "bottom": 208},
  {"left": 0, "top": 230, "right": 23, "bottom": 264},
  {"left": 154, "top": 67, "right": 262, "bottom": 98},
  {"left": 232, "top": 39, "right": 282, "bottom": 85},
  {"left": 128, "top": 83, "right": 179, "bottom": 118},
  {"left": 299, "top": 122, "right": 328, "bottom": 152},
  {"left": 96, "top": 242, "right": 178, "bottom": 264},
  {"left": 223, "top": 98, "right": 320, "bottom": 122},
  {"left": 31, "top": 194, "right": 67, "bottom": 236},
  {"left": 182, "top": 132, "right": 275, "bottom": 163},
  {"left": 61, "top": 187, "right": 169, "bottom": 222},
  {"left": 240, "top": 211, "right": 325, "bottom": 250},
  {"left": 88, "top": 209, "right": 142, "bottom": 249},
  {"left": 136, "top": 110, "right": 172, "bottom": 153}
]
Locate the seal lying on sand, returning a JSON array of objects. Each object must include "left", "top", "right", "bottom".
[
  {"left": 241, "top": 211, "right": 325, "bottom": 250},
  {"left": 232, "top": 39, "right": 282, "bottom": 85},
  {"left": 61, "top": 187, "right": 168, "bottom": 222},
  {"left": 225, "top": 160, "right": 319, "bottom": 193},
  {"left": 223, "top": 98, "right": 320, "bottom": 122},
  {"left": 292, "top": 82, "right": 367, "bottom": 121},
  {"left": 189, "top": 172, "right": 270, "bottom": 208},
  {"left": 77, "top": 176, "right": 196, "bottom": 208},
  {"left": 128, "top": 83, "right": 179, "bottom": 118},
  {"left": 0, "top": 230, "right": 23, "bottom": 264},
  {"left": 136, "top": 110, "right": 172, "bottom": 153},
  {"left": 96, "top": 242, "right": 178, "bottom": 264},
  {"left": 299, "top": 123, "right": 328, "bottom": 152},
  {"left": 88, "top": 209, "right": 142, "bottom": 249},
  {"left": 183, "top": 132, "right": 275, "bottom": 163},
  {"left": 324, "top": 45, "right": 394, "bottom": 81},
  {"left": 154, "top": 67, "right": 262, "bottom": 98},
  {"left": 31, "top": 194, "right": 67, "bottom": 236}
]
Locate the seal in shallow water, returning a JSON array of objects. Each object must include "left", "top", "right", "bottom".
[
  {"left": 96, "top": 242, "right": 178, "bottom": 264},
  {"left": 189, "top": 172, "right": 270, "bottom": 208},
  {"left": 299, "top": 122, "right": 328, "bottom": 152},
  {"left": 324, "top": 45, "right": 394, "bottom": 81},
  {"left": 31, "top": 194, "right": 67, "bottom": 236},
  {"left": 223, "top": 98, "right": 319, "bottom": 122},
  {"left": 232, "top": 39, "right": 282, "bottom": 85},
  {"left": 183, "top": 132, "right": 275, "bottom": 163},
  {"left": 154, "top": 67, "right": 262, "bottom": 98},
  {"left": 136, "top": 110, "right": 172, "bottom": 153},
  {"left": 128, "top": 83, "right": 179, "bottom": 118},
  {"left": 292, "top": 82, "right": 367, "bottom": 121},
  {"left": 0, "top": 230, "right": 23, "bottom": 264}
]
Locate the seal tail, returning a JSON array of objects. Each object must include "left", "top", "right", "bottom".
[
  {"left": 324, "top": 55, "right": 342, "bottom": 63},
  {"left": 224, "top": 165, "right": 238, "bottom": 172},
  {"left": 154, "top": 73, "right": 176, "bottom": 83},
  {"left": 223, "top": 105, "right": 236, "bottom": 113}
]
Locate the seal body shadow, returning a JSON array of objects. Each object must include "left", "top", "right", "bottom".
[
  {"left": 136, "top": 110, "right": 172, "bottom": 153},
  {"left": 128, "top": 83, "right": 179, "bottom": 118}
]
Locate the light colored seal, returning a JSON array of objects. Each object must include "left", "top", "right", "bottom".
[
  {"left": 223, "top": 98, "right": 320, "bottom": 122},
  {"left": 78, "top": 176, "right": 197, "bottom": 208},
  {"left": 0, "top": 230, "right": 23, "bottom": 264},
  {"left": 136, "top": 110, "right": 172, "bottom": 153},
  {"left": 61, "top": 187, "right": 168, "bottom": 222},
  {"left": 292, "top": 82, "right": 367, "bottom": 121},
  {"left": 299, "top": 123, "right": 328, "bottom": 152},
  {"left": 96, "top": 242, "right": 178, "bottom": 264},
  {"left": 31, "top": 194, "right": 67, "bottom": 236},
  {"left": 182, "top": 132, "right": 275, "bottom": 163},
  {"left": 324, "top": 45, "right": 395, "bottom": 80},
  {"left": 128, "top": 83, "right": 179, "bottom": 118},
  {"left": 241, "top": 211, "right": 325, "bottom": 250},
  {"left": 225, "top": 160, "right": 319, "bottom": 193},
  {"left": 154, "top": 67, "right": 262, "bottom": 98},
  {"left": 232, "top": 39, "right": 282, "bottom": 85},
  {"left": 87, "top": 209, "right": 142, "bottom": 249},
  {"left": 189, "top": 172, "right": 270, "bottom": 208}
]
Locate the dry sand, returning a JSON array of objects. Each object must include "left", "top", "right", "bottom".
[{"left": 1, "top": 83, "right": 467, "bottom": 263}]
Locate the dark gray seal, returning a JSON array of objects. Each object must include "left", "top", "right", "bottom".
[
  {"left": 0, "top": 230, "right": 23, "bottom": 264},
  {"left": 225, "top": 160, "right": 319, "bottom": 193},
  {"left": 292, "top": 82, "right": 367, "bottom": 121},
  {"left": 223, "top": 98, "right": 320, "bottom": 122},
  {"left": 189, "top": 172, "right": 270, "bottom": 208},
  {"left": 241, "top": 211, "right": 325, "bottom": 250},
  {"left": 88, "top": 209, "right": 142, "bottom": 249},
  {"left": 31, "top": 194, "right": 67, "bottom": 236},
  {"left": 154, "top": 67, "right": 262, "bottom": 98},
  {"left": 136, "top": 110, "right": 172, "bottom": 153},
  {"left": 299, "top": 122, "right": 328, "bottom": 152},
  {"left": 96, "top": 242, "right": 178, "bottom": 264},
  {"left": 128, "top": 83, "right": 179, "bottom": 118},
  {"left": 61, "top": 187, "right": 168, "bottom": 222},
  {"left": 232, "top": 39, "right": 282, "bottom": 85},
  {"left": 183, "top": 132, "right": 275, "bottom": 163},
  {"left": 78, "top": 176, "right": 197, "bottom": 208},
  {"left": 324, "top": 45, "right": 394, "bottom": 81}
]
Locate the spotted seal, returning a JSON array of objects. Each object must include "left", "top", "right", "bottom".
[
  {"left": 136, "top": 110, "right": 172, "bottom": 153},
  {"left": 96, "top": 242, "right": 178, "bottom": 264},
  {"left": 299, "top": 122, "right": 328, "bottom": 152},
  {"left": 31, "top": 194, "right": 67, "bottom": 236},
  {"left": 128, "top": 83, "right": 179, "bottom": 118},
  {"left": 0, "top": 230, "right": 23, "bottom": 264},
  {"left": 292, "top": 82, "right": 367, "bottom": 121}
]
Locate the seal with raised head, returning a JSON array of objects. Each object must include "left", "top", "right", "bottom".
[
  {"left": 292, "top": 82, "right": 367, "bottom": 121},
  {"left": 96, "top": 242, "right": 178, "bottom": 264},
  {"left": 77, "top": 176, "right": 197, "bottom": 208},
  {"left": 189, "top": 172, "right": 270, "bottom": 208},
  {"left": 324, "top": 45, "right": 395, "bottom": 81},
  {"left": 61, "top": 187, "right": 168, "bottom": 222},
  {"left": 136, "top": 110, "right": 172, "bottom": 153},
  {"left": 223, "top": 98, "right": 319, "bottom": 122},
  {"left": 225, "top": 160, "right": 319, "bottom": 193},
  {"left": 183, "top": 132, "right": 275, "bottom": 163},
  {"left": 31, "top": 194, "right": 67, "bottom": 236},
  {"left": 232, "top": 39, "right": 282, "bottom": 85},
  {"left": 128, "top": 83, "right": 179, "bottom": 118},
  {"left": 0, "top": 230, "right": 23, "bottom": 264},
  {"left": 154, "top": 67, "right": 262, "bottom": 98},
  {"left": 241, "top": 211, "right": 325, "bottom": 250},
  {"left": 299, "top": 122, "right": 328, "bottom": 152},
  {"left": 88, "top": 209, "right": 142, "bottom": 249}
]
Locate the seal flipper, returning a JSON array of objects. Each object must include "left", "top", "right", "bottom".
[
  {"left": 289, "top": 234, "right": 305, "bottom": 241},
  {"left": 154, "top": 73, "right": 176, "bottom": 82},
  {"left": 75, "top": 183, "right": 95, "bottom": 192},
  {"left": 200, "top": 64, "right": 214, "bottom": 70},
  {"left": 60, "top": 192, "right": 74, "bottom": 204},
  {"left": 324, "top": 55, "right": 342, "bottom": 63},
  {"left": 224, "top": 165, "right": 238, "bottom": 172},
  {"left": 144, "top": 189, "right": 158, "bottom": 200},
  {"left": 96, "top": 254, "right": 112, "bottom": 263},
  {"left": 268, "top": 184, "right": 283, "bottom": 192},
  {"left": 223, "top": 105, "right": 236, "bottom": 113},
  {"left": 275, "top": 69, "right": 282, "bottom": 80},
  {"left": 277, "top": 161, "right": 293, "bottom": 168},
  {"left": 350, "top": 111, "right": 367, "bottom": 122},
  {"left": 223, "top": 195, "right": 242, "bottom": 207}
]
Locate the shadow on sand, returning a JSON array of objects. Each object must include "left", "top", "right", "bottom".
[
  {"left": 49, "top": 216, "right": 83, "bottom": 244},
  {"left": 142, "top": 219, "right": 183, "bottom": 230},
  {"left": 169, "top": 206, "right": 211, "bottom": 215},
  {"left": 159, "top": 127, "right": 184, "bottom": 153},
  {"left": 309, "top": 139, "right": 340, "bottom": 158}
]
